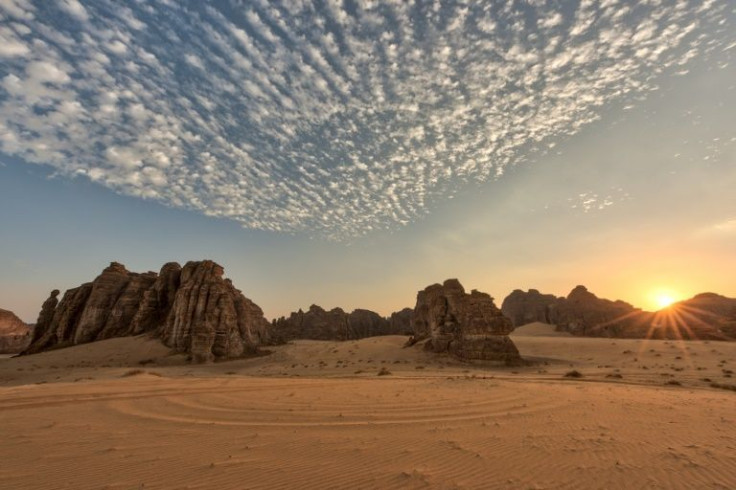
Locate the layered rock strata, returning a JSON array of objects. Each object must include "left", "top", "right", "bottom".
[
  {"left": 410, "top": 279, "right": 520, "bottom": 363},
  {"left": 23, "top": 261, "right": 270, "bottom": 361}
]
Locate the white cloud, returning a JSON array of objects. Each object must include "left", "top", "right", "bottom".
[
  {"left": 0, "top": 0, "right": 733, "bottom": 240},
  {"left": 26, "top": 61, "right": 70, "bottom": 84},
  {"left": 0, "top": 29, "right": 30, "bottom": 57},
  {"left": 57, "top": 0, "right": 89, "bottom": 21},
  {"left": 0, "top": 0, "right": 35, "bottom": 20}
]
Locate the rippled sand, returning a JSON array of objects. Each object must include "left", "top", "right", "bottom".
[{"left": 1, "top": 326, "right": 735, "bottom": 489}]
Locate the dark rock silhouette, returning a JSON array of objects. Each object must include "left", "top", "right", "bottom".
[
  {"left": 549, "top": 285, "right": 640, "bottom": 337},
  {"left": 501, "top": 289, "right": 558, "bottom": 327},
  {"left": 410, "top": 279, "right": 520, "bottom": 363},
  {"left": 271, "top": 305, "right": 410, "bottom": 342},
  {"left": 501, "top": 287, "right": 736, "bottom": 340},
  {"left": 389, "top": 308, "right": 414, "bottom": 335},
  {"left": 0, "top": 308, "right": 31, "bottom": 354},
  {"left": 23, "top": 261, "right": 270, "bottom": 361}
]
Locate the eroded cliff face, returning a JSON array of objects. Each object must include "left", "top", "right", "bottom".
[
  {"left": 501, "top": 289, "right": 559, "bottom": 327},
  {"left": 271, "top": 305, "right": 409, "bottom": 342},
  {"left": 410, "top": 279, "right": 520, "bottom": 363},
  {"left": 161, "top": 261, "right": 269, "bottom": 363},
  {"left": 23, "top": 261, "right": 270, "bottom": 361},
  {"left": 0, "top": 308, "right": 31, "bottom": 354}
]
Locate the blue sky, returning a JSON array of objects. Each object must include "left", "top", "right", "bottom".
[{"left": 1, "top": 0, "right": 735, "bottom": 322}]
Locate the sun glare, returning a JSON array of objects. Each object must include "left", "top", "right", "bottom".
[{"left": 653, "top": 292, "right": 677, "bottom": 310}]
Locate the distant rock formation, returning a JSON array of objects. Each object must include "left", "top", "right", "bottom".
[
  {"left": 501, "top": 287, "right": 736, "bottom": 340},
  {"left": 23, "top": 261, "right": 270, "bottom": 362},
  {"left": 271, "top": 305, "right": 411, "bottom": 342},
  {"left": 409, "top": 279, "right": 520, "bottom": 363},
  {"left": 669, "top": 293, "right": 736, "bottom": 340},
  {"left": 389, "top": 307, "right": 414, "bottom": 335},
  {"left": 501, "top": 289, "right": 558, "bottom": 327},
  {"left": 0, "top": 308, "right": 31, "bottom": 354},
  {"left": 549, "top": 285, "right": 641, "bottom": 337}
]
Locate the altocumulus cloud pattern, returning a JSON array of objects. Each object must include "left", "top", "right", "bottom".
[{"left": 0, "top": 0, "right": 733, "bottom": 239}]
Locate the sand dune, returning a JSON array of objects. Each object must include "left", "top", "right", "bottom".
[
  {"left": 1, "top": 332, "right": 735, "bottom": 489},
  {"left": 510, "top": 321, "right": 572, "bottom": 337}
]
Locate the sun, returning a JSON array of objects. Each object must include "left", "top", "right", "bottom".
[{"left": 653, "top": 292, "right": 677, "bottom": 310}]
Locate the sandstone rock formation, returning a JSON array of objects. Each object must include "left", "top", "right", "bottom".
[
  {"left": 501, "top": 289, "right": 558, "bottom": 327},
  {"left": 410, "top": 279, "right": 520, "bottom": 363},
  {"left": 161, "top": 261, "right": 269, "bottom": 363},
  {"left": 501, "top": 287, "right": 736, "bottom": 340},
  {"left": 389, "top": 308, "right": 414, "bottom": 335},
  {"left": 23, "top": 261, "right": 270, "bottom": 361},
  {"left": 549, "top": 285, "right": 640, "bottom": 337},
  {"left": 0, "top": 308, "right": 31, "bottom": 354},
  {"left": 668, "top": 293, "right": 736, "bottom": 340},
  {"left": 271, "top": 305, "right": 410, "bottom": 342}
]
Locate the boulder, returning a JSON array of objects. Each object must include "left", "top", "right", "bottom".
[{"left": 410, "top": 279, "right": 520, "bottom": 363}]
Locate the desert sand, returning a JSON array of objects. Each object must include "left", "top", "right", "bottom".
[{"left": 1, "top": 323, "right": 735, "bottom": 489}]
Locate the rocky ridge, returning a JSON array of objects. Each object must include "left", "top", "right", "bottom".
[
  {"left": 501, "top": 287, "right": 736, "bottom": 340},
  {"left": 271, "top": 305, "right": 412, "bottom": 342},
  {"left": 24, "top": 261, "right": 270, "bottom": 362},
  {"left": 410, "top": 279, "right": 520, "bottom": 363}
]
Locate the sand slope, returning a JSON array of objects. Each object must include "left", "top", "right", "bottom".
[{"left": 1, "top": 332, "right": 735, "bottom": 489}]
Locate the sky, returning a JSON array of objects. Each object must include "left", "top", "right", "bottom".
[{"left": 1, "top": 0, "right": 735, "bottom": 323}]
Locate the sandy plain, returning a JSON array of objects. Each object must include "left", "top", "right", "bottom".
[{"left": 1, "top": 323, "right": 735, "bottom": 489}]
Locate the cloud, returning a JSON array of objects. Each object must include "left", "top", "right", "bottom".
[
  {"left": 57, "top": 0, "right": 89, "bottom": 22},
  {"left": 0, "top": 0, "right": 734, "bottom": 239},
  {"left": 712, "top": 219, "right": 736, "bottom": 233}
]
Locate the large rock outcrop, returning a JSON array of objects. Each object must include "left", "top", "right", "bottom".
[
  {"left": 271, "top": 305, "right": 410, "bottom": 342},
  {"left": 501, "top": 287, "right": 736, "bottom": 340},
  {"left": 0, "top": 308, "right": 31, "bottom": 354},
  {"left": 23, "top": 261, "right": 270, "bottom": 361},
  {"left": 410, "top": 279, "right": 520, "bottom": 363},
  {"left": 161, "top": 261, "right": 269, "bottom": 363},
  {"left": 501, "top": 289, "right": 559, "bottom": 327}
]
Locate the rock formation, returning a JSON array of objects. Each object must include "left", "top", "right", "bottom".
[
  {"left": 161, "top": 261, "right": 269, "bottom": 363},
  {"left": 501, "top": 287, "right": 736, "bottom": 340},
  {"left": 410, "top": 279, "right": 520, "bottom": 363},
  {"left": 389, "top": 308, "right": 414, "bottom": 335},
  {"left": 0, "top": 308, "right": 31, "bottom": 354},
  {"left": 549, "top": 286, "right": 640, "bottom": 337},
  {"left": 23, "top": 261, "right": 270, "bottom": 361},
  {"left": 271, "top": 305, "right": 410, "bottom": 342},
  {"left": 501, "top": 289, "right": 559, "bottom": 327}
]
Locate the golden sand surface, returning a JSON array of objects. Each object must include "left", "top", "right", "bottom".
[{"left": 1, "top": 324, "right": 734, "bottom": 489}]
